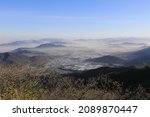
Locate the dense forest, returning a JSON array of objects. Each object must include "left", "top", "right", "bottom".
[{"left": 0, "top": 64, "right": 149, "bottom": 100}]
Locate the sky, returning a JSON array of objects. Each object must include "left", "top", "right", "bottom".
[{"left": 0, "top": 0, "right": 150, "bottom": 42}]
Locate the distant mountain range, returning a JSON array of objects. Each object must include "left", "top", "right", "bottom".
[
  {"left": 36, "top": 42, "right": 65, "bottom": 48},
  {"left": 86, "top": 55, "right": 124, "bottom": 65},
  {"left": 127, "top": 47, "right": 150, "bottom": 59},
  {"left": 0, "top": 46, "right": 149, "bottom": 69},
  {"left": 0, "top": 38, "right": 150, "bottom": 71},
  {"left": 75, "top": 37, "right": 150, "bottom": 45},
  {"left": 86, "top": 47, "right": 150, "bottom": 67},
  {"left": 0, "top": 38, "right": 67, "bottom": 46},
  {"left": 1, "top": 37, "right": 149, "bottom": 47},
  {"left": 0, "top": 40, "right": 40, "bottom": 46},
  {"left": 125, "top": 47, "right": 150, "bottom": 66},
  {"left": 0, "top": 41, "right": 29, "bottom": 46}
]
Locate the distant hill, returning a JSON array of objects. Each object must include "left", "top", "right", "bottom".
[
  {"left": 86, "top": 47, "right": 150, "bottom": 67},
  {"left": 12, "top": 48, "right": 31, "bottom": 54},
  {"left": 0, "top": 52, "right": 49, "bottom": 66},
  {"left": 12, "top": 48, "right": 45, "bottom": 57},
  {"left": 126, "top": 55, "right": 150, "bottom": 66},
  {"left": 0, "top": 41, "right": 28, "bottom": 46},
  {"left": 124, "top": 47, "right": 150, "bottom": 66},
  {"left": 0, "top": 39, "right": 67, "bottom": 47},
  {"left": 0, "top": 52, "right": 30, "bottom": 65},
  {"left": 128, "top": 47, "right": 150, "bottom": 59},
  {"left": 36, "top": 43, "right": 65, "bottom": 48},
  {"left": 86, "top": 55, "right": 125, "bottom": 65}
]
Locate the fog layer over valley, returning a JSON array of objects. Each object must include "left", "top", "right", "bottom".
[{"left": 0, "top": 38, "right": 150, "bottom": 73}]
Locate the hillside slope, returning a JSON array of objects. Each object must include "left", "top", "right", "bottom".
[{"left": 0, "top": 65, "right": 149, "bottom": 100}]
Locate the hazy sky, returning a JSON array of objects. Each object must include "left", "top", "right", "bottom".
[{"left": 0, "top": 0, "right": 150, "bottom": 42}]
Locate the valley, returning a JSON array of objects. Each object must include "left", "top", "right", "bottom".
[
  {"left": 0, "top": 38, "right": 150, "bottom": 100},
  {"left": 0, "top": 38, "right": 150, "bottom": 73}
]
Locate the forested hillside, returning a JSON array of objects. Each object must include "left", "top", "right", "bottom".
[{"left": 0, "top": 65, "right": 149, "bottom": 100}]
